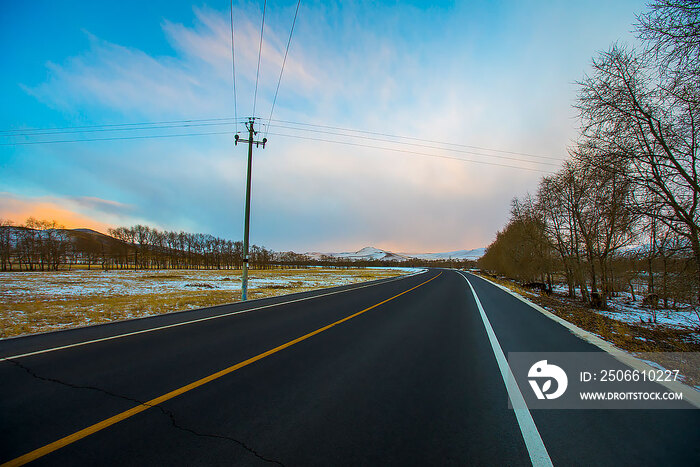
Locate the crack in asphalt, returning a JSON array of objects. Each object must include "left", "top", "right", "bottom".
[{"left": 2, "top": 357, "right": 285, "bottom": 466}]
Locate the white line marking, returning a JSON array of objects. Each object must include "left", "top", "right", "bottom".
[
  {"left": 1, "top": 271, "right": 426, "bottom": 361},
  {"left": 458, "top": 271, "right": 553, "bottom": 467}
]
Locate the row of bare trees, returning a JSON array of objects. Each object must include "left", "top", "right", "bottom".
[
  {"left": 106, "top": 225, "right": 274, "bottom": 270},
  {"left": 1, "top": 218, "right": 475, "bottom": 272},
  {"left": 273, "top": 250, "right": 475, "bottom": 269},
  {"left": 0, "top": 219, "right": 274, "bottom": 271},
  {"left": 480, "top": 0, "right": 699, "bottom": 310},
  {"left": 0, "top": 218, "right": 68, "bottom": 271}
]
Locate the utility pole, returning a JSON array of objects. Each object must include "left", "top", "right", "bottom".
[{"left": 235, "top": 117, "right": 267, "bottom": 300}]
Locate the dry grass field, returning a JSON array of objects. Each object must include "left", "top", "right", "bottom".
[{"left": 0, "top": 268, "right": 419, "bottom": 338}]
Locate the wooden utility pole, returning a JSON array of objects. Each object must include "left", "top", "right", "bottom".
[{"left": 235, "top": 117, "right": 266, "bottom": 300}]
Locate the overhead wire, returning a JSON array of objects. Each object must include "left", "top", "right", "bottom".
[
  {"left": 0, "top": 117, "right": 561, "bottom": 161},
  {"left": 0, "top": 131, "right": 235, "bottom": 146},
  {"left": 0, "top": 127, "right": 555, "bottom": 172},
  {"left": 264, "top": 123, "right": 560, "bottom": 167},
  {"left": 1, "top": 120, "right": 562, "bottom": 168},
  {"left": 252, "top": 0, "right": 267, "bottom": 118},
  {"left": 4, "top": 120, "right": 248, "bottom": 137},
  {"left": 266, "top": 118, "right": 563, "bottom": 161},
  {"left": 2, "top": 121, "right": 558, "bottom": 168},
  {"left": 230, "top": 0, "right": 239, "bottom": 134},
  {"left": 1, "top": 117, "right": 563, "bottom": 168},
  {"left": 265, "top": 0, "right": 301, "bottom": 138},
  {"left": 264, "top": 131, "right": 556, "bottom": 174},
  {"left": 0, "top": 117, "right": 246, "bottom": 134}
]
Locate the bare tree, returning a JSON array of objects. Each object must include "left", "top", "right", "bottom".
[
  {"left": 577, "top": 41, "right": 699, "bottom": 303},
  {"left": 42, "top": 220, "right": 67, "bottom": 271},
  {"left": 538, "top": 163, "right": 594, "bottom": 302},
  {"left": 0, "top": 219, "right": 14, "bottom": 271},
  {"left": 133, "top": 225, "right": 150, "bottom": 268},
  {"left": 637, "top": 0, "right": 700, "bottom": 97},
  {"left": 570, "top": 145, "right": 638, "bottom": 306}
]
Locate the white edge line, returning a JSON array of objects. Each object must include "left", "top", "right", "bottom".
[
  {"left": 469, "top": 271, "right": 700, "bottom": 409},
  {"left": 1, "top": 269, "right": 428, "bottom": 361},
  {"left": 458, "top": 271, "right": 553, "bottom": 467}
]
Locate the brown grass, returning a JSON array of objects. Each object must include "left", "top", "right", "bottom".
[{"left": 0, "top": 268, "right": 409, "bottom": 339}]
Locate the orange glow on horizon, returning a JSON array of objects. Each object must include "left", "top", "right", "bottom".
[{"left": 0, "top": 198, "right": 113, "bottom": 234}]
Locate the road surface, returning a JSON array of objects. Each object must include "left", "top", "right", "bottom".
[{"left": 1, "top": 269, "right": 698, "bottom": 465}]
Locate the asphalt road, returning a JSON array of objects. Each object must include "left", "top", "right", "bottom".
[{"left": 1, "top": 269, "right": 698, "bottom": 466}]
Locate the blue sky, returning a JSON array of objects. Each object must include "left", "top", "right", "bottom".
[{"left": 1, "top": 0, "right": 647, "bottom": 252}]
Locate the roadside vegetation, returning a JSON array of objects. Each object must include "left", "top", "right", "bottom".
[{"left": 479, "top": 1, "right": 700, "bottom": 348}]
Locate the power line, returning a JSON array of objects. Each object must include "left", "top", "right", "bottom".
[
  {"left": 0, "top": 128, "right": 554, "bottom": 173},
  {"left": 0, "top": 116, "right": 563, "bottom": 162},
  {"left": 264, "top": 131, "right": 556, "bottom": 173},
  {"left": 4, "top": 120, "right": 248, "bottom": 137},
  {"left": 0, "top": 131, "right": 235, "bottom": 145},
  {"left": 265, "top": 123, "right": 560, "bottom": 167},
  {"left": 1, "top": 121, "right": 559, "bottom": 167},
  {"left": 267, "top": 118, "right": 563, "bottom": 161},
  {"left": 230, "top": 0, "right": 239, "bottom": 134},
  {"left": 265, "top": 0, "right": 301, "bottom": 138},
  {"left": 252, "top": 0, "right": 267, "bottom": 118},
  {"left": 0, "top": 117, "right": 246, "bottom": 134}
]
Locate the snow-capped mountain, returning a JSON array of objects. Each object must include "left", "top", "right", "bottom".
[
  {"left": 304, "top": 246, "right": 485, "bottom": 262},
  {"left": 305, "top": 246, "right": 412, "bottom": 262},
  {"left": 400, "top": 248, "right": 486, "bottom": 261}
]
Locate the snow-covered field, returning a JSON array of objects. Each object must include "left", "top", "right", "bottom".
[
  {"left": 0, "top": 268, "right": 421, "bottom": 299},
  {"left": 603, "top": 293, "right": 699, "bottom": 329},
  {"left": 550, "top": 284, "right": 699, "bottom": 332},
  {"left": 0, "top": 267, "right": 424, "bottom": 338}
]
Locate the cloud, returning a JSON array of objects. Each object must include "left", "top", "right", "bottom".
[
  {"left": 0, "top": 193, "right": 119, "bottom": 233},
  {"left": 23, "top": 6, "right": 317, "bottom": 120},
  {"left": 69, "top": 196, "right": 134, "bottom": 216},
  {"left": 15, "top": 2, "right": 627, "bottom": 251},
  {"left": 24, "top": 35, "right": 218, "bottom": 118}
]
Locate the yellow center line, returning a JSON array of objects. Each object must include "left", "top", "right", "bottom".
[{"left": 2, "top": 272, "right": 441, "bottom": 467}]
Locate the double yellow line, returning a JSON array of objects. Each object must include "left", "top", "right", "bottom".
[{"left": 3, "top": 272, "right": 440, "bottom": 466}]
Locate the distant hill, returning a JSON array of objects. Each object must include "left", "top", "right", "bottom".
[
  {"left": 400, "top": 248, "right": 487, "bottom": 261},
  {"left": 72, "top": 228, "right": 108, "bottom": 236},
  {"left": 305, "top": 246, "right": 412, "bottom": 262},
  {"left": 0, "top": 226, "right": 126, "bottom": 249},
  {"left": 68, "top": 228, "right": 126, "bottom": 246},
  {"left": 305, "top": 246, "right": 485, "bottom": 262}
]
